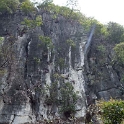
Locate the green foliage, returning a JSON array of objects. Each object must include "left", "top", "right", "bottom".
[
  {"left": 107, "top": 22, "right": 124, "bottom": 43},
  {"left": 66, "top": 39, "right": 75, "bottom": 47},
  {"left": 58, "top": 6, "right": 79, "bottom": 19},
  {"left": 0, "top": 37, "right": 4, "bottom": 42},
  {"left": 45, "top": 82, "right": 58, "bottom": 105},
  {"left": 97, "top": 45, "right": 106, "bottom": 53},
  {"left": 59, "top": 82, "right": 78, "bottom": 116},
  {"left": 33, "top": 57, "right": 40, "bottom": 63},
  {"left": 53, "top": 73, "right": 60, "bottom": 79},
  {"left": 35, "top": 16, "right": 43, "bottom": 26},
  {"left": 81, "top": 18, "right": 108, "bottom": 37},
  {"left": 121, "top": 75, "right": 124, "bottom": 83},
  {"left": 42, "top": 0, "right": 53, "bottom": 4},
  {"left": 39, "top": 35, "right": 53, "bottom": 48},
  {"left": 57, "top": 58, "right": 65, "bottom": 68},
  {"left": 0, "top": 37, "right": 4, "bottom": 56},
  {"left": 38, "top": 3, "right": 87, "bottom": 25},
  {"left": 98, "top": 99, "right": 124, "bottom": 124},
  {"left": 95, "top": 22, "right": 108, "bottom": 37},
  {"left": 121, "top": 120, "right": 124, "bottom": 124},
  {"left": 37, "top": 2, "right": 110, "bottom": 34},
  {"left": 114, "top": 42, "right": 124, "bottom": 64},
  {"left": 21, "top": 18, "right": 33, "bottom": 28},
  {"left": 0, "top": 0, "right": 19, "bottom": 14},
  {"left": 66, "top": 0, "right": 79, "bottom": 10},
  {"left": 44, "top": 81, "right": 78, "bottom": 117},
  {"left": 21, "top": 15, "right": 43, "bottom": 28},
  {"left": 79, "top": 16, "right": 95, "bottom": 31},
  {"left": 20, "top": 0, "right": 35, "bottom": 14},
  {"left": 19, "top": 0, "right": 29, "bottom": 3}
]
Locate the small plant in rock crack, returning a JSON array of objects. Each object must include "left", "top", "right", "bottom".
[
  {"left": 97, "top": 45, "right": 106, "bottom": 53},
  {"left": 59, "top": 82, "right": 78, "bottom": 118},
  {"left": 44, "top": 82, "right": 58, "bottom": 105},
  {"left": 39, "top": 35, "right": 53, "bottom": 49},
  {"left": 33, "top": 57, "right": 40, "bottom": 63},
  {"left": 57, "top": 58, "right": 65, "bottom": 69},
  {"left": 21, "top": 15, "right": 43, "bottom": 29},
  {"left": 66, "top": 39, "right": 76, "bottom": 47},
  {"left": 53, "top": 73, "right": 60, "bottom": 79}
]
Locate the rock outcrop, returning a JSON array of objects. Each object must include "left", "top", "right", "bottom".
[
  {"left": 0, "top": 7, "right": 124, "bottom": 124},
  {"left": 85, "top": 35, "right": 124, "bottom": 105},
  {"left": 0, "top": 11, "right": 88, "bottom": 124}
]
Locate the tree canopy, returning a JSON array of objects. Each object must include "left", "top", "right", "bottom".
[
  {"left": 114, "top": 42, "right": 124, "bottom": 64},
  {"left": 0, "top": 0, "right": 19, "bottom": 14},
  {"left": 107, "top": 22, "right": 124, "bottom": 43}
]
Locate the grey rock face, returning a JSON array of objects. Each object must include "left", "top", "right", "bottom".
[
  {"left": 0, "top": 10, "right": 123, "bottom": 124},
  {"left": 85, "top": 36, "right": 124, "bottom": 105},
  {"left": 0, "top": 12, "right": 88, "bottom": 124}
]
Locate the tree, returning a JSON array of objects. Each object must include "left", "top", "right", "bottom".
[
  {"left": 60, "top": 82, "right": 78, "bottom": 117},
  {"left": 107, "top": 22, "right": 124, "bottom": 43},
  {"left": 20, "top": 0, "right": 35, "bottom": 14},
  {"left": 0, "top": 0, "right": 19, "bottom": 14},
  {"left": 32, "top": 0, "right": 53, "bottom": 5},
  {"left": 114, "top": 42, "right": 124, "bottom": 64},
  {"left": 42, "top": 0, "right": 53, "bottom": 4},
  {"left": 66, "top": 0, "right": 79, "bottom": 11}
]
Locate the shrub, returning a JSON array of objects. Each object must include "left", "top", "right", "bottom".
[
  {"left": 94, "top": 22, "right": 108, "bottom": 37},
  {"left": 0, "top": 37, "right": 4, "bottom": 42},
  {"left": 107, "top": 22, "right": 124, "bottom": 43},
  {"left": 20, "top": 0, "right": 35, "bottom": 14},
  {"left": 45, "top": 82, "right": 58, "bottom": 105},
  {"left": 39, "top": 35, "right": 53, "bottom": 48},
  {"left": 21, "top": 15, "right": 43, "bottom": 28},
  {"left": 114, "top": 42, "right": 124, "bottom": 64},
  {"left": 66, "top": 39, "right": 75, "bottom": 47},
  {"left": 44, "top": 82, "right": 78, "bottom": 118},
  {"left": 59, "top": 82, "right": 78, "bottom": 117},
  {"left": 98, "top": 99, "right": 124, "bottom": 124},
  {"left": 0, "top": 0, "right": 19, "bottom": 14},
  {"left": 97, "top": 45, "right": 106, "bottom": 53},
  {"left": 57, "top": 58, "right": 65, "bottom": 69}
]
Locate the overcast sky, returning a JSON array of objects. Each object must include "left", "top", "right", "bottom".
[{"left": 32, "top": 0, "right": 124, "bottom": 26}]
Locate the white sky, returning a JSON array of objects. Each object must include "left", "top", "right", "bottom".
[{"left": 33, "top": 0, "right": 124, "bottom": 25}]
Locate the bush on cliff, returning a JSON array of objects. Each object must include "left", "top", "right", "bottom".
[
  {"left": 0, "top": 0, "right": 19, "bottom": 14},
  {"left": 20, "top": 0, "right": 36, "bottom": 14},
  {"left": 107, "top": 22, "right": 124, "bottom": 43},
  {"left": 114, "top": 42, "right": 124, "bottom": 64},
  {"left": 19, "top": 0, "right": 29, "bottom": 2},
  {"left": 98, "top": 99, "right": 124, "bottom": 124}
]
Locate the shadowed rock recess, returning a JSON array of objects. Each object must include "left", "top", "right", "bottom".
[{"left": 0, "top": 7, "right": 124, "bottom": 124}]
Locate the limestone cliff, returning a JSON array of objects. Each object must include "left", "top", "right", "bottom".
[
  {"left": 0, "top": 7, "right": 124, "bottom": 124},
  {"left": 85, "top": 35, "right": 124, "bottom": 104},
  {"left": 0, "top": 10, "right": 89, "bottom": 124}
]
